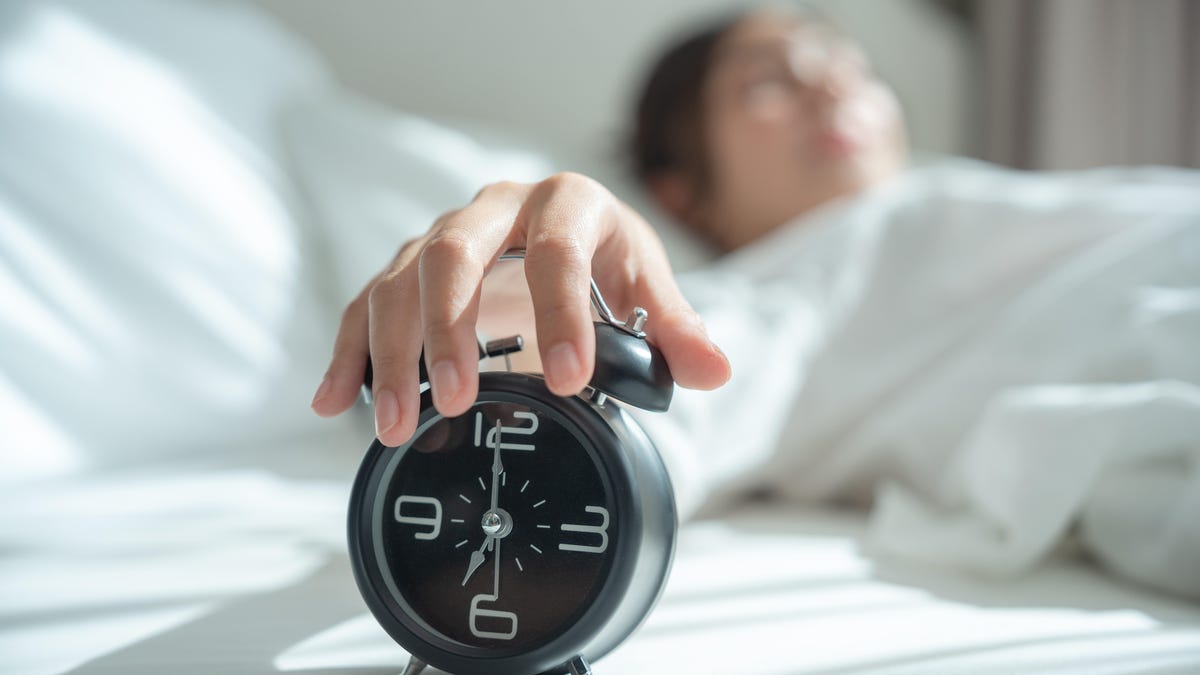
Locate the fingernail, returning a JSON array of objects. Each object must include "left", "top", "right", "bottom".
[
  {"left": 375, "top": 389, "right": 400, "bottom": 438},
  {"left": 546, "top": 342, "right": 581, "bottom": 389},
  {"left": 310, "top": 374, "right": 333, "bottom": 409},
  {"left": 709, "top": 339, "right": 728, "bottom": 362},
  {"left": 430, "top": 360, "right": 461, "bottom": 409}
]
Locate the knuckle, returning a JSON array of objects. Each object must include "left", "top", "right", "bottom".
[
  {"left": 421, "top": 315, "right": 460, "bottom": 341},
  {"left": 474, "top": 180, "right": 523, "bottom": 202},
  {"left": 340, "top": 293, "right": 366, "bottom": 325},
  {"left": 366, "top": 283, "right": 385, "bottom": 311},
  {"left": 539, "top": 171, "right": 597, "bottom": 195},
  {"left": 369, "top": 351, "right": 411, "bottom": 376},
  {"left": 526, "top": 232, "right": 587, "bottom": 266},
  {"left": 366, "top": 278, "right": 388, "bottom": 307},
  {"left": 538, "top": 296, "right": 587, "bottom": 327},
  {"left": 432, "top": 208, "right": 462, "bottom": 228},
  {"left": 420, "top": 228, "right": 476, "bottom": 268},
  {"left": 662, "top": 304, "right": 702, "bottom": 329},
  {"left": 367, "top": 270, "right": 412, "bottom": 309},
  {"left": 394, "top": 236, "right": 424, "bottom": 264}
]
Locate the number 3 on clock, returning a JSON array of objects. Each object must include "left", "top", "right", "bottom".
[{"left": 559, "top": 506, "right": 609, "bottom": 554}]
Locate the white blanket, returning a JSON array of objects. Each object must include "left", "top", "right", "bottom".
[{"left": 634, "top": 161, "right": 1200, "bottom": 599}]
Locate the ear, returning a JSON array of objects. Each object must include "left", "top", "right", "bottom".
[{"left": 646, "top": 171, "right": 699, "bottom": 225}]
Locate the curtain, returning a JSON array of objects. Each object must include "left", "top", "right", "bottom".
[{"left": 980, "top": 0, "right": 1199, "bottom": 170}]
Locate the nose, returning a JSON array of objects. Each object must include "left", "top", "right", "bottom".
[
  {"left": 812, "top": 59, "right": 858, "bottom": 105},
  {"left": 788, "top": 38, "right": 860, "bottom": 105}
]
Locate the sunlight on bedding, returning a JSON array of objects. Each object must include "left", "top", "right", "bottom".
[
  {"left": 0, "top": 0, "right": 340, "bottom": 475},
  {"left": 0, "top": 370, "right": 81, "bottom": 480},
  {"left": 2, "top": 2, "right": 1198, "bottom": 673},
  {"left": 0, "top": 4, "right": 293, "bottom": 270},
  {"left": 0, "top": 3, "right": 297, "bottom": 351},
  {"left": 0, "top": 202, "right": 113, "bottom": 369},
  {"left": 266, "top": 504, "right": 1200, "bottom": 675}
]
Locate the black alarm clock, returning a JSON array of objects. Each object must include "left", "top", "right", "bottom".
[{"left": 348, "top": 252, "right": 678, "bottom": 675}]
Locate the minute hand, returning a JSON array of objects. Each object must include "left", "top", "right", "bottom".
[
  {"left": 491, "top": 422, "right": 503, "bottom": 599},
  {"left": 463, "top": 422, "right": 506, "bottom": 587},
  {"left": 490, "top": 421, "right": 503, "bottom": 513}
]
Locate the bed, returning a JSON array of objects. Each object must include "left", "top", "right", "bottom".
[
  {"left": 4, "top": 428, "right": 1199, "bottom": 674},
  {"left": 2, "top": 2, "right": 1198, "bottom": 673}
]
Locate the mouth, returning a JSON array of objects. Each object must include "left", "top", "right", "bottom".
[
  {"left": 816, "top": 126, "right": 861, "bottom": 158},
  {"left": 813, "top": 105, "right": 871, "bottom": 159}
]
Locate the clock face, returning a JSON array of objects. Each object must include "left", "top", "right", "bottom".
[{"left": 369, "top": 394, "right": 618, "bottom": 653}]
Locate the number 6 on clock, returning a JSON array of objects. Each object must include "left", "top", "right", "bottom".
[{"left": 469, "top": 593, "right": 518, "bottom": 640}]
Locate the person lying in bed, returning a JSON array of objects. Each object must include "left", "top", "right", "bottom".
[{"left": 311, "top": 8, "right": 1200, "bottom": 599}]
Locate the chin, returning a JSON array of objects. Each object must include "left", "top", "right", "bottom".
[{"left": 835, "top": 141, "right": 903, "bottom": 189}]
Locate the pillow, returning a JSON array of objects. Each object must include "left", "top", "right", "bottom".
[
  {"left": 0, "top": 0, "right": 340, "bottom": 481},
  {"left": 280, "top": 93, "right": 556, "bottom": 304}
]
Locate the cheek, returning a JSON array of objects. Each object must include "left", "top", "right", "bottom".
[
  {"left": 853, "top": 83, "right": 905, "bottom": 151},
  {"left": 710, "top": 102, "right": 804, "bottom": 179},
  {"left": 742, "top": 94, "right": 807, "bottom": 146}
]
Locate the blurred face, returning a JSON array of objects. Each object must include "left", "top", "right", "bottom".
[{"left": 697, "top": 12, "right": 906, "bottom": 249}]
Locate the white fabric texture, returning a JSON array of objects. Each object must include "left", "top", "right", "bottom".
[
  {"left": 0, "top": 0, "right": 555, "bottom": 484},
  {"left": 280, "top": 93, "right": 556, "bottom": 305},
  {"left": 4, "top": 0, "right": 1199, "bottom": 620},
  {"left": 633, "top": 160, "right": 1200, "bottom": 599},
  {"left": 7, "top": 461, "right": 1200, "bottom": 675},
  {"left": 0, "top": 0, "right": 339, "bottom": 479}
]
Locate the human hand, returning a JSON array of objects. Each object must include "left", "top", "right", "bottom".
[{"left": 310, "top": 172, "right": 731, "bottom": 446}]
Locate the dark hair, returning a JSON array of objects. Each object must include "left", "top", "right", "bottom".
[
  {"left": 629, "top": 13, "right": 743, "bottom": 189},
  {"left": 629, "top": 6, "right": 837, "bottom": 194}
]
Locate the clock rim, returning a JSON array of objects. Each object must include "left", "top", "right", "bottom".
[{"left": 348, "top": 372, "right": 644, "bottom": 675}]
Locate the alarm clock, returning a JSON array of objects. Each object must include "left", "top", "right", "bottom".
[{"left": 347, "top": 252, "right": 678, "bottom": 675}]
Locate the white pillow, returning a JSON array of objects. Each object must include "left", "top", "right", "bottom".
[
  {"left": 281, "top": 93, "right": 558, "bottom": 303},
  {"left": 0, "top": 0, "right": 340, "bottom": 480}
]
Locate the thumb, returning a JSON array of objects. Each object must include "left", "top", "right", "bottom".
[{"left": 645, "top": 299, "right": 731, "bottom": 391}]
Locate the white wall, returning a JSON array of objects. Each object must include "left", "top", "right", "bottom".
[{"left": 244, "top": 0, "right": 978, "bottom": 172}]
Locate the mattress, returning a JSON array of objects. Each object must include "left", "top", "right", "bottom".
[{"left": 4, "top": 435, "right": 1198, "bottom": 675}]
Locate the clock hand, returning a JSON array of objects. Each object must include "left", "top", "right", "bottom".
[
  {"left": 490, "top": 421, "right": 503, "bottom": 513},
  {"left": 464, "top": 423, "right": 506, "bottom": 588},
  {"left": 461, "top": 535, "right": 493, "bottom": 586},
  {"left": 493, "top": 533, "right": 502, "bottom": 599},
  {"left": 489, "top": 423, "right": 504, "bottom": 598}
]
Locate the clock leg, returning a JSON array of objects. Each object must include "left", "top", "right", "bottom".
[
  {"left": 567, "top": 655, "right": 592, "bottom": 675},
  {"left": 399, "top": 656, "right": 427, "bottom": 675}
]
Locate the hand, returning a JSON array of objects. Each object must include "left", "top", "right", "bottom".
[{"left": 311, "top": 172, "right": 732, "bottom": 446}]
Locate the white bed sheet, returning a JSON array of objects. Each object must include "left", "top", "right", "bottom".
[{"left": 3, "top": 429, "right": 1198, "bottom": 675}]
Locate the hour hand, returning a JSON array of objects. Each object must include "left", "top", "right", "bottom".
[{"left": 461, "top": 537, "right": 492, "bottom": 586}]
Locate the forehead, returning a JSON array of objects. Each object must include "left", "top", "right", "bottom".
[{"left": 713, "top": 12, "right": 844, "bottom": 67}]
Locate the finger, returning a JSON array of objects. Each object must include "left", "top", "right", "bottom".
[
  {"left": 311, "top": 287, "right": 373, "bottom": 417},
  {"left": 605, "top": 209, "right": 731, "bottom": 391},
  {"left": 521, "top": 173, "right": 612, "bottom": 396},
  {"left": 368, "top": 241, "right": 427, "bottom": 446},
  {"left": 643, "top": 294, "right": 732, "bottom": 391},
  {"left": 419, "top": 187, "right": 525, "bottom": 416}
]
